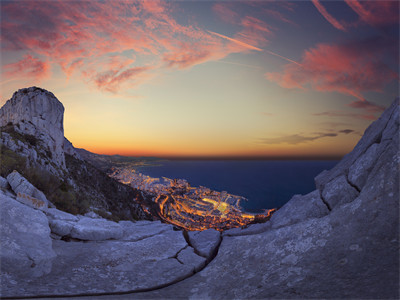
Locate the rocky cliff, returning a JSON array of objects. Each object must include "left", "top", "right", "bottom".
[
  {"left": 0, "top": 95, "right": 398, "bottom": 299},
  {"left": 0, "top": 87, "right": 71, "bottom": 172},
  {"left": 0, "top": 87, "right": 149, "bottom": 221}
]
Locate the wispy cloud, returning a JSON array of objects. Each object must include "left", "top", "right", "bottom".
[
  {"left": 345, "top": 0, "right": 399, "bottom": 27},
  {"left": 311, "top": 0, "right": 346, "bottom": 31},
  {"left": 266, "top": 36, "right": 399, "bottom": 101},
  {"left": 347, "top": 100, "right": 385, "bottom": 113},
  {"left": 339, "top": 129, "right": 355, "bottom": 134},
  {"left": 312, "top": 110, "right": 376, "bottom": 121},
  {"left": 1, "top": 1, "right": 261, "bottom": 94},
  {"left": 3, "top": 55, "right": 50, "bottom": 81},
  {"left": 259, "top": 132, "right": 337, "bottom": 145},
  {"left": 259, "top": 128, "right": 359, "bottom": 145}
]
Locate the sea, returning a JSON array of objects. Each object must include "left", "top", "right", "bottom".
[{"left": 136, "top": 160, "right": 338, "bottom": 213}]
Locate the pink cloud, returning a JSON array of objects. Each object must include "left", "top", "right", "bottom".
[
  {"left": 4, "top": 55, "right": 50, "bottom": 81},
  {"left": 93, "top": 66, "right": 151, "bottom": 94},
  {"left": 311, "top": 0, "right": 346, "bottom": 31},
  {"left": 212, "top": 3, "right": 239, "bottom": 24},
  {"left": 163, "top": 45, "right": 212, "bottom": 69},
  {"left": 262, "top": 8, "right": 296, "bottom": 25},
  {"left": 347, "top": 100, "right": 385, "bottom": 113},
  {"left": 2, "top": 1, "right": 254, "bottom": 93},
  {"left": 345, "top": 0, "right": 399, "bottom": 27},
  {"left": 266, "top": 38, "right": 399, "bottom": 101}
]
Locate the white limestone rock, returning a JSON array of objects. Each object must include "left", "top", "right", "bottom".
[
  {"left": 0, "top": 87, "right": 66, "bottom": 170},
  {"left": 322, "top": 175, "right": 359, "bottom": 209},
  {"left": 6, "top": 171, "right": 49, "bottom": 211},
  {"left": 0, "top": 176, "right": 9, "bottom": 190},
  {"left": 270, "top": 190, "right": 329, "bottom": 229},
  {"left": 46, "top": 207, "right": 79, "bottom": 222},
  {"left": 70, "top": 217, "right": 124, "bottom": 240},
  {"left": 0, "top": 193, "right": 56, "bottom": 279},
  {"left": 119, "top": 220, "right": 173, "bottom": 241},
  {"left": 177, "top": 247, "right": 206, "bottom": 272},
  {"left": 348, "top": 142, "right": 383, "bottom": 190},
  {"left": 49, "top": 219, "right": 75, "bottom": 237},
  {"left": 223, "top": 222, "right": 271, "bottom": 237},
  {"left": 63, "top": 137, "right": 82, "bottom": 160},
  {"left": 315, "top": 98, "right": 399, "bottom": 191},
  {"left": 1, "top": 228, "right": 195, "bottom": 297}
]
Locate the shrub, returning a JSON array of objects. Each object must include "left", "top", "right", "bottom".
[{"left": 0, "top": 146, "right": 27, "bottom": 177}]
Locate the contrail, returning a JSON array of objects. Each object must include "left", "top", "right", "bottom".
[
  {"left": 208, "top": 30, "right": 302, "bottom": 66},
  {"left": 264, "top": 50, "right": 302, "bottom": 67},
  {"left": 208, "top": 30, "right": 263, "bottom": 51}
]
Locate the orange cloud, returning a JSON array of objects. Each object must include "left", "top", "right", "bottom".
[{"left": 311, "top": 0, "right": 346, "bottom": 31}]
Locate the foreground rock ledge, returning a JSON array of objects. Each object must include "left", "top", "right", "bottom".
[{"left": 0, "top": 99, "right": 398, "bottom": 299}]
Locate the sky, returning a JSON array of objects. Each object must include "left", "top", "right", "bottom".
[{"left": 1, "top": 0, "right": 399, "bottom": 159}]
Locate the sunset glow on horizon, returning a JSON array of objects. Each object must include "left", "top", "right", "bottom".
[{"left": 1, "top": 0, "right": 399, "bottom": 159}]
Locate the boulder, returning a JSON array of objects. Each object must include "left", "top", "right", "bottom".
[
  {"left": 0, "top": 193, "right": 56, "bottom": 279},
  {"left": 269, "top": 190, "right": 329, "bottom": 229},
  {"left": 119, "top": 220, "right": 173, "bottom": 241},
  {"left": 49, "top": 219, "right": 75, "bottom": 237},
  {"left": 348, "top": 141, "right": 388, "bottom": 190},
  {"left": 177, "top": 247, "right": 206, "bottom": 272},
  {"left": 69, "top": 217, "right": 124, "bottom": 240},
  {"left": 223, "top": 222, "right": 271, "bottom": 237},
  {"left": 46, "top": 207, "right": 79, "bottom": 222},
  {"left": 0, "top": 175, "right": 9, "bottom": 189},
  {"left": 321, "top": 175, "right": 359, "bottom": 209},
  {"left": 315, "top": 98, "right": 398, "bottom": 190},
  {"left": 188, "top": 229, "right": 221, "bottom": 258},
  {"left": 6, "top": 171, "right": 49, "bottom": 211}
]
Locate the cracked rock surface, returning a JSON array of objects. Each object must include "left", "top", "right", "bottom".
[
  {"left": 89, "top": 98, "right": 399, "bottom": 299},
  {"left": 0, "top": 213, "right": 206, "bottom": 297}
]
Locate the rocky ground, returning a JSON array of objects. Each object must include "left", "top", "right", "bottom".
[{"left": 0, "top": 92, "right": 399, "bottom": 299}]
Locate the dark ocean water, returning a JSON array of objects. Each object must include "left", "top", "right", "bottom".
[{"left": 137, "top": 160, "right": 338, "bottom": 213}]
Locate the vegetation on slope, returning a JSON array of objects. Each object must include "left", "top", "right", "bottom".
[{"left": 0, "top": 144, "right": 87, "bottom": 214}]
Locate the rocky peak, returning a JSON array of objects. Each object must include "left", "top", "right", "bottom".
[
  {"left": 0, "top": 87, "right": 67, "bottom": 170},
  {"left": 0, "top": 87, "right": 64, "bottom": 134}
]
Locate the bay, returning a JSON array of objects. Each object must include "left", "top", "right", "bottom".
[{"left": 137, "top": 160, "right": 338, "bottom": 213}]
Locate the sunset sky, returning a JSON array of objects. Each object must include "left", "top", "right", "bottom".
[{"left": 1, "top": 0, "right": 399, "bottom": 159}]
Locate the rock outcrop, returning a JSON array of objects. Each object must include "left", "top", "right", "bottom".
[
  {"left": 0, "top": 87, "right": 149, "bottom": 221},
  {"left": 0, "top": 190, "right": 209, "bottom": 297},
  {"left": 7, "top": 170, "right": 50, "bottom": 211},
  {"left": 0, "top": 87, "right": 68, "bottom": 171},
  {"left": 0, "top": 191, "right": 56, "bottom": 278}
]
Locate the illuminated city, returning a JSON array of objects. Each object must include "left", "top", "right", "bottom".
[{"left": 110, "top": 167, "right": 275, "bottom": 231}]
